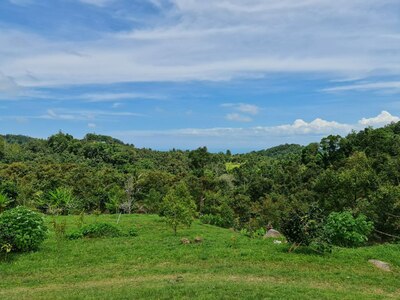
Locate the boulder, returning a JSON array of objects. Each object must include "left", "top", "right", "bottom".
[
  {"left": 368, "top": 259, "right": 391, "bottom": 272},
  {"left": 264, "top": 229, "right": 282, "bottom": 238},
  {"left": 180, "top": 238, "right": 191, "bottom": 245},
  {"left": 194, "top": 236, "right": 203, "bottom": 243}
]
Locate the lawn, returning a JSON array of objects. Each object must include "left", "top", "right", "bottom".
[{"left": 0, "top": 214, "right": 399, "bottom": 299}]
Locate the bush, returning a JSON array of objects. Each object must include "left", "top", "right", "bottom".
[
  {"left": 280, "top": 206, "right": 324, "bottom": 247},
  {"left": 67, "top": 223, "right": 124, "bottom": 240},
  {"left": 200, "top": 214, "right": 228, "bottom": 228},
  {"left": 200, "top": 205, "right": 234, "bottom": 228},
  {"left": 279, "top": 206, "right": 334, "bottom": 253},
  {"left": 323, "top": 211, "right": 373, "bottom": 247},
  {"left": 0, "top": 206, "right": 47, "bottom": 252}
]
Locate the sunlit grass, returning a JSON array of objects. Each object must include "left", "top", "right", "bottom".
[{"left": 0, "top": 214, "right": 399, "bottom": 299}]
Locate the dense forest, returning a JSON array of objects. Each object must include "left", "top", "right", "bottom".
[{"left": 1, "top": 123, "right": 400, "bottom": 242}]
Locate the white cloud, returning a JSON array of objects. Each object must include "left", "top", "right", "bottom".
[
  {"left": 272, "top": 118, "right": 352, "bottom": 135},
  {"left": 225, "top": 113, "right": 252, "bottom": 122},
  {"left": 359, "top": 111, "right": 400, "bottom": 127},
  {"left": 1, "top": 1, "right": 400, "bottom": 86},
  {"left": 88, "top": 123, "right": 97, "bottom": 128}
]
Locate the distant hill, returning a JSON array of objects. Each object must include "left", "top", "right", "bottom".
[
  {"left": 1, "top": 134, "right": 39, "bottom": 145},
  {"left": 252, "top": 143, "right": 303, "bottom": 158}
]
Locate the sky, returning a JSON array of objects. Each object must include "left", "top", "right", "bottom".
[{"left": 1, "top": 0, "right": 400, "bottom": 152}]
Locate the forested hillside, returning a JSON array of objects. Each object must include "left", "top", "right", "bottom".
[{"left": 1, "top": 123, "right": 400, "bottom": 241}]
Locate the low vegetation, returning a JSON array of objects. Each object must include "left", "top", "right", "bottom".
[
  {"left": 0, "top": 214, "right": 398, "bottom": 299},
  {"left": 67, "top": 222, "right": 125, "bottom": 240}
]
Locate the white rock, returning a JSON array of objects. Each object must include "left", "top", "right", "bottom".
[
  {"left": 264, "top": 229, "right": 282, "bottom": 238},
  {"left": 368, "top": 259, "right": 391, "bottom": 272}
]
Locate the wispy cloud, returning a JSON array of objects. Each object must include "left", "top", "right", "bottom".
[
  {"left": 0, "top": 73, "right": 22, "bottom": 97},
  {"left": 78, "top": 0, "right": 113, "bottom": 7},
  {"left": 222, "top": 103, "right": 260, "bottom": 115},
  {"left": 225, "top": 113, "right": 252, "bottom": 122},
  {"left": 79, "top": 92, "right": 165, "bottom": 102},
  {"left": 1, "top": 1, "right": 399, "bottom": 87},
  {"left": 323, "top": 81, "right": 400, "bottom": 93},
  {"left": 38, "top": 109, "right": 144, "bottom": 121}
]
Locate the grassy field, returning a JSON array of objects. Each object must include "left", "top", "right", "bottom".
[{"left": 0, "top": 214, "right": 399, "bottom": 299}]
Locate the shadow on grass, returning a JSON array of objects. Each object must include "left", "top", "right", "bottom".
[
  {"left": 279, "top": 245, "right": 327, "bottom": 256},
  {"left": 0, "top": 252, "right": 18, "bottom": 264}
]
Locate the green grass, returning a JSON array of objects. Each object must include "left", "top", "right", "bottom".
[{"left": 0, "top": 214, "right": 399, "bottom": 299}]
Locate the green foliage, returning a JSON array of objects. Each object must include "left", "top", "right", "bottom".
[
  {"left": 0, "top": 136, "right": 5, "bottom": 160},
  {"left": 67, "top": 223, "right": 124, "bottom": 240},
  {"left": 239, "top": 227, "right": 266, "bottom": 239},
  {"left": 200, "top": 213, "right": 234, "bottom": 228},
  {"left": 280, "top": 206, "right": 324, "bottom": 247},
  {"left": 0, "top": 192, "right": 11, "bottom": 213},
  {"left": 160, "top": 182, "right": 197, "bottom": 235},
  {"left": 199, "top": 191, "right": 235, "bottom": 228},
  {"left": 225, "top": 162, "right": 241, "bottom": 172},
  {"left": 0, "top": 206, "right": 47, "bottom": 252},
  {"left": 105, "top": 186, "right": 125, "bottom": 214},
  {"left": 323, "top": 211, "right": 374, "bottom": 247},
  {"left": 1, "top": 122, "right": 400, "bottom": 241},
  {"left": 47, "top": 187, "right": 78, "bottom": 214},
  {"left": 254, "top": 143, "right": 303, "bottom": 158}
]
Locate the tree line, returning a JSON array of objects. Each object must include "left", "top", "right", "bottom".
[{"left": 0, "top": 123, "right": 399, "bottom": 242}]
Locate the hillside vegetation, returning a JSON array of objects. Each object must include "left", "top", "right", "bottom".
[{"left": 1, "top": 123, "right": 400, "bottom": 241}]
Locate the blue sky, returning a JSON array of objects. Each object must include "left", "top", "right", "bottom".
[{"left": 1, "top": 0, "right": 400, "bottom": 152}]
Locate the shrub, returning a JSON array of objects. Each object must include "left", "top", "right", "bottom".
[
  {"left": 200, "top": 205, "right": 234, "bottom": 228},
  {"left": 67, "top": 223, "right": 124, "bottom": 240},
  {"left": 279, "top": 205, "right": 333, "bottom": 253},
  {"left": 200, "top": 214, "right": 225, "bottom": 227},
  {"left": 323, "top": 211, "right": 373, "bottom": 247},
  {"left": 0, "top": 206, "right": 47, "bottom": 252},
  {"left": 280, "top": 206, "right": 324, "bottom": 247}
]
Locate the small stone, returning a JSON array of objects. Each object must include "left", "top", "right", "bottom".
[
  {"left": 368, "top": 259, "right": 391, "bottom": 272},
  {"left": 264, "top": 229, "right": 282, "bottom": 238},
  {"left": 180, "top": 238, "right": 190, "bottom": 244},
  {"left": 194, "top": 236, "right": 203, "bottom": 243}
]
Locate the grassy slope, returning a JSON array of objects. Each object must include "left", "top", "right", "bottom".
[{"left": 0, "top": 214, "right": 399, "bottom": 300}]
